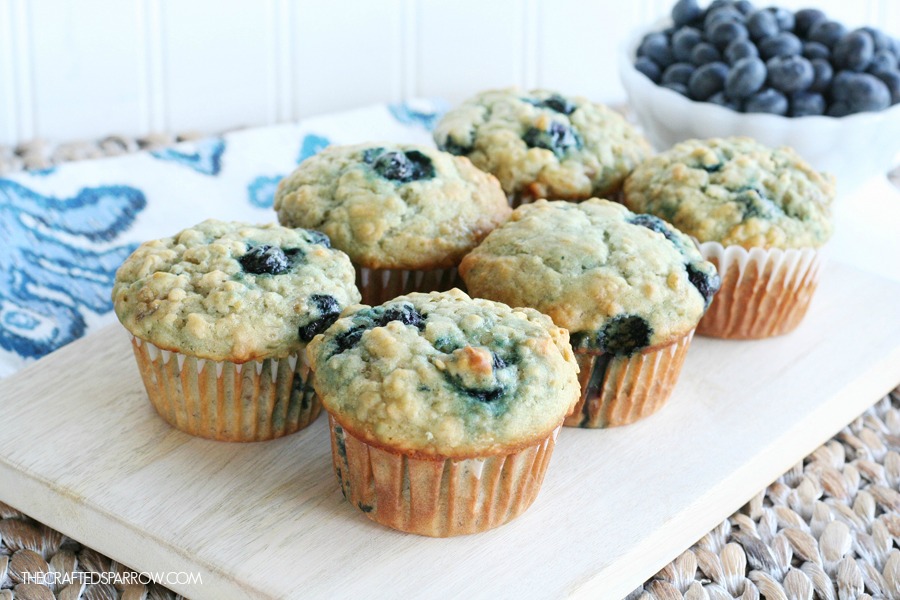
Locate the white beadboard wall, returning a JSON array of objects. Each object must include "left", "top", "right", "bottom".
[{"left": 0, "top": 0, "right": 897, "bottom": 145}]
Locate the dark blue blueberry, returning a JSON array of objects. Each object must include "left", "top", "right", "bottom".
[
  {"left": 802, "top": 41, "right": 830, "bottom": 60},
  {"left": 767, "top": 55, "right": 814, "bottom": 93},
  {"left": 365, "top": 149, "right": 435, "bottom": 183},
  {"left": 808, "top": 58, "right": 833, "bottom": 93},
  {"left": 725, "top": 57, "right": 767, "bottom": 99},
  {"left": 439, "top": 137, "right": 473, "bottom": 156},
  {"left": 790, "top": 91, "right": 826, "bottom": 116},
  {"left": 672, "top": 0, "right": 703, "bottom": 28},
  {"left": 747, "top": 10, "right": 779, "bottom": 40},
  {"left": 869, "top": 50, "right": 899, "bottom": 76},
  {"left": 662, "top": 82, "right": 690, "bottom": 96},
  {"left": 302, "top": 229, "right": 331, "bottom": 248},
  {"left": 629, "top": 213, "right": 680, "bottom": 246},
  {"left": 705, "top": 7, "right": 744, "bottom": 31},
  {"left": 794, "top": 9, "right": 827, "bottom": 37},
  {"left": 808, "top": 20, "right": 847, "bottom": 49},
  {"left": 523, "top": 122, "right": 582, "bottom": 157},
  {"left": 598, "top": 315, "right": 652, "bottom": 356},
  {"left": 709, "top": 91, "right": 742, "bottom": 110},
  {"left": 768, "top": 7, "right": 795, "bottom": 32},
  {"left": 734, "top": 1, "right": 754, "bottom": 15},
  {"left": 240, "top": 245, "right": 291, "bottom": 275},
  {"left": 539, "top": 94, "right": 577, "bottom": 115},
  {"left": 874, "top": 69, "right": 900, "bottom": 104},
  {"left": 333, "top": 326, "right": 365, "bottom": 355},
  {"left": 662, "top": 62, "right": 696, "bottom": 86},
  {"left": 638, "top": 32, "right": 675, "bottom": 68},
  {"left": 845, "top": 73, "right": 891, "bottom": 112},
  {"left": 735, "top": 186, "right": 782, "bottom": 219},
  {"left": 827, "top": 101, "right": 852, "bottom": 117},
  {"left": 672, "top": 27, "right": 703, "bottom": 62},
  {"left": 709, "top": 21, "right": 749, "bottom": 50},
  {"left": 380, "top": 303, "right": 426, "bottom": 330},
  {"left": 759, "top": 32, "right": 802, "bottom": 60},
  {"left": 725, "top": 39, "right": 759, "bottom": 64},
  {"left": 491, "top": 352, "right": 508, "bottom": 371},
  {"left": 635, "top": 56, "right": 662, "bottom": 82},
  {"left": 689, "top": 62, "right": 729, "bottom": 100},
  {"left": 833, "top": 31, "right": 875, "bottom": 72},
  {"left": 744, "top": 88, "right": 789, "bottom": 114},
  {"left": 687, "top": 263, "right": 720, "bottom": 309},
  {"left": 862, "top": 27, "right": 893, "bottom": 53},
  {"left": 691, "top": 42, "right": 722, "bottom": 66},
  {"left": 298, "top": 294, "right": 342, "bottom": 342},
  {"left": 830, "top": 70, "right": 856, "bottom": 102},
  {"left": 461, "top": 385, "right": 504, "bottom": 403}
]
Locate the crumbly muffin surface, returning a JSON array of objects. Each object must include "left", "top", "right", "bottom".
[
  {"left": 273, "top": 143, "right": 510, "bottom": 269},
  {"left": 623, "top": 137, "right": 835, "bottom": 249},
  {"left": 459, "top": 199, "right": 719, "bottom": 352},
  {"left": 113, "top": 220, "right": 360, "bottom": 362},
  {"left": 307, "top": 289, "right": 580, "bottom": 458},
  {"left": 433, "top": 88, "right": 652, "bottom": 200}
]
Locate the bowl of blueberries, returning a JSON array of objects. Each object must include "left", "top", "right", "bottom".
[{"left": 619, "top": 0, "right": 900, "bottom": 196}]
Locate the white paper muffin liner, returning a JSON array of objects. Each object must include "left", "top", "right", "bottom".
[
  {"left": 328, "top": 414, "right": 561, "bottom": 537},
  {"left": 355, "top": 265, "right": 464, "bottom": 305},
  {"left": 130, "top": 337, "right": 319, "bottom": 441},
  {"left": 697, "top": 241, "right": 825, "bottom": 339}
]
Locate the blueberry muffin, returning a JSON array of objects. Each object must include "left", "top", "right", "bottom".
[
  {"left": 273, "top": 143, "right": 511, "bottom": 304},
  {"left": 623, "top": 137, "right": 835, "bottom": 338},
  {"left": 112, "top": 219, "right": 361, "bottom": 441},
  {"left": 307, "top": 289, "right": 580, "bottom": 536},
  {"left": 459, "top": 199, "right": 719, "bottom": 428},
  {"left": 433, "top": 88, "right": 652, "bottom": 206}
]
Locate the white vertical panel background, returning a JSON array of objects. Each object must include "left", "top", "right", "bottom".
[{"left": 0, "top": 0, "right": 897, "bottom": 145}]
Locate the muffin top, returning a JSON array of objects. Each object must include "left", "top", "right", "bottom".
[
  {"left": 433, "top": 88, "right": 652, "bottom": 201},
  {"left": 273, "top": 143, "right": 510, "bottom": 269},
  {"left": 623, "top": 137, "right": 835, "bottom": 249},
  {"left": 459, "top": 199, "right": 720, "bottom": 353},
  {"left": 307, "top": 289, "right": 580, "bottom": 458},
  {"left": 112, "top": 220, "right": 361, "bottom": 362}
]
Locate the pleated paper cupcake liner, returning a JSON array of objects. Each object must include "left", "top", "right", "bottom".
[
  {"left": 355, "top": 265, "right": 464, "bottom": 306},
  {"left": 328, "top": 414, "right": 560, "bottom": 537},
  {"left": 130, "top": 337, "right": 319, "bottom": 442},
  {"left": 697, "top": 242, "right": 824, "bottom": 340},
  {"left": 566, "top": 330, "right": 694, "bottom": 428}
]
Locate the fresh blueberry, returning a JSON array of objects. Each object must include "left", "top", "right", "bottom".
[
  {"left": 672, "top": 0, "right": 703, "bottom": 28},
  {"left": 767, "top": 55, "right": 814, "bottom": 93},
  {"left": 862, "top": 27, "right": 893, "bottom": 52},
  {"left": 744, "top": 88, "right": 789, "bottom": 114},
  {"left": 638, "top": 32, "right": 675, "bottom": 68},
  {"left": 794, "top": 8, "right": 827, "bottom": 37},
  {"left": 302, "top": 229, "right": 331, "bottom": 248},
  {"left": 662, "top": 82, "right": 690, "bottom": 96},
  {"left": 734, "top": 1, "right": 754, "bottom": 15},
  {"left": 768, "top": 7, "right": 795, "bottom": 32},
  {"left": 830, "top": 70, "right": 856, "bottom": 102},
  {"left": 808, "top": 20, "right": 847, "bottom": 49},
  {"left": 875, "top": 69, "right": 900, "bottom": 104},
  {"left": 845, "top": 73, "right": 892, "bottom": 112},
  {"left": 689, "top": 62, "right": 729, "bottom": 100},
  {"left": 802, "top": 41, "right": 830, "bottom": 60},
  {"left": 790, "top": 92, "right": 826, "bottom": 116},
  {"left": 636, "top": 56, "right": 662, "bottom": 82},
  {"left": 709, "top": 91, "right": 742, "bottom": 110},
  {"left": 747, "top": 10, "right": 779, "bottom": 40},
  {"left": 672, "top": 27, "right": 703, "bottom": 62},
  {"left": 691, "top": 43, "right": 722, "bottom": 66},
  {"left": 687, "top": 263, "right": 720, "bottom": 309},
  {"left": 366, "top": 149, "right": 435, "bottom": 183},
  {"left": 709, "top": 21, "right": 749, "bottom": 50},
  {"left": 598, "top": 315, "right": 652, "bottom": 356},
  {"left": 827, "top": 101, "right": 852, "bottom": 117},
  {"left": 725, "top": 39, "right": 759, "bottom": 64},
  {"left": 298, "top": 294, "right": 342, "bottom": 342},
  {"left": 809, "top": 58, "right": 833, "bottom": 93},
  {"left": 380, "top": 303, "right": 426, "bottom": 330},
  {"left": 833, "top": 31, "right": 875, "bottom": 72},
  {"left": 705, "top": 7, "right": 744, "bottom": 31},
  {"left": 759, "top": 32, "right": 802, "bottom": 60},
  {"left": 725, "top": 57, "right": 768, "bottom": 99},
  {"left": 869, "top": 50, "right": 899, "bottom": 76},
  {"left": 539, "top": 94, "right": 577, "bottom": 115},
  {"left": 662, "top": 62, "right": 696, "bottom": 86},
  {"left": 240, "top": 245, "right": 292, "bottom": 275},
  {"left": 523, "top": 122, "right": 582, "bottom": 157},
  {"left": 439, "top": 137, "right": 473, "bottom": 156}
]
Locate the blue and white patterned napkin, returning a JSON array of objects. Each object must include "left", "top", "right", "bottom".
[{"left": 0, "top": 100, "right": 447, "bottom": 378}]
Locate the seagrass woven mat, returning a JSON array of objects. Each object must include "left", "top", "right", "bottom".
[{"left": 2, "top": 136, "right": 900, "bottom": 600}]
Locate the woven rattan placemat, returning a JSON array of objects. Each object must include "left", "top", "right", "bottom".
[{"left": 1, "top": 137, "right": 899, "bottom": 600}]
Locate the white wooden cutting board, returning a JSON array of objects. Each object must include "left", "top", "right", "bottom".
[{"left": 1, "top": 260, "right": 899, "bottom": 600}]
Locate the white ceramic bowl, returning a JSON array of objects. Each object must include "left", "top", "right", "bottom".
[{"left": 619, "top": 24, "right": 900, "bottom": 197}]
